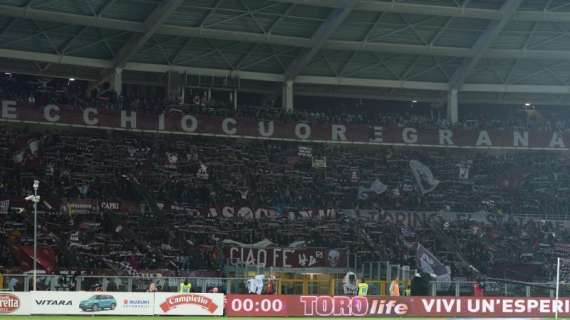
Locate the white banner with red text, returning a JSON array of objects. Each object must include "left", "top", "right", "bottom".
[
  {"left": 154, "top": 292, "right": 224, "bottom": 316},
  {"left": 0, "top": 292, "right": 31, "bottom": 315},
  {"left": 1, "top": 291, "right": 223, "bottom": 316}
]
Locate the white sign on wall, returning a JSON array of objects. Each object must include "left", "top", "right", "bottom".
[
  {"left": 154, "top": 293, "right": 224, "bottom": 316},
  {"left": 26, "top": 291, "right": 224, "bottom": 316},
  {"left": 31, "top": 292, "right": 153, "bottom": 315},
  {"left": 0, "top": 292, "right": 31, "bottom": 315}
]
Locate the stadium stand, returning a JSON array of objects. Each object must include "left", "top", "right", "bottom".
[{"left": 1, "top": 88, "right": 570, "bottom": 285}]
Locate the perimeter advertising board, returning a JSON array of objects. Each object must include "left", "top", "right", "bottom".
[
  {"left": 154, "top": 292, "right": 224, "bottom": 316},
  {"left": 27, "top": 291, "right": 222, "bottom": 316},
  {"left": 31, "top": 292, "right": 153, "bottom": 315},
  {"left": 226, "top": 295, "right": 570, "bottom": 318},
  {"left": 0, "top": 292, "right": 31, "bottom": 315}
]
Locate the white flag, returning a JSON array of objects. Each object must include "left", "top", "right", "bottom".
[
  {"left": 410, "top": 160, "right": 439, "bottom": 194},
  {"left": 197, "top": 162, "right": 209, "bottom": 180},
  {"left": 358, "top": 179, "right": 387, "bottom": 200},
  {"left": 298, "top": 146, "right": 312, "bottom": 158},
  {"left": 458, "top": 161, "right": 471, "bottom": 180},
  {"left": 459, "top": 165, "right": 469, "bottom": 179},
  {"left": 0, "top": 200, "right": 9, "bottom": 215},
  {"left": 28, "top": 139, "right": 39, "bottom": 155},
  {"left": 312, "top": 157, "right": 327, "bottom": 168},
  {"left": 13, "top": 150, "right": 24, "bottom": 164}
]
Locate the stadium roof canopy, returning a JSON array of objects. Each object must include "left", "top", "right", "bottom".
[{"left": 3, "top": 0, "right": 570, "bottom": 105}]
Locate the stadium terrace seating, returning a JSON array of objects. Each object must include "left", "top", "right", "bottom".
[{"left": 0, "top": 122, "right": 569, "bottom": 283}]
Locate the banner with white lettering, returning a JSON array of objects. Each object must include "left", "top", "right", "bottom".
[
  {"left": 227, "top": 295, "right": 570, "bottom": 317},
  {"left": 224, "top": 247, "right": 347, "bottom": 268},
  {"left": 158, "top": 204, "right": 336, "bottom": 220},
  {"left": 4, "top": 102, "right": 570, "bottom": 150}
]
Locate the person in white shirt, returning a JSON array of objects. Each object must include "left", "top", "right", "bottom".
[
  {"left": 254, "top": 274, "right": 265, "bottom": 295},
  {"left": 247, "top": 278, "right": 256, "bottom": 294}
]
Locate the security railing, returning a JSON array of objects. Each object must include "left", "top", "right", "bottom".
[{"left": 1, "top": 274, "right": 558, "bottom": 297}]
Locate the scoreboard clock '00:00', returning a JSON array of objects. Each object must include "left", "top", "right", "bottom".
[{"left": 230, "top": 297, "right": 284, "bottom": 313}]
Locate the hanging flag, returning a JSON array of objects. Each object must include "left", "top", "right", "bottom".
[
  {"left": 13, "top": 150, "right": 25, "bottom": 164},
  {"left": 497, "top": 169, "right": 527, "bottom": 191},
  {"left": 410, "top": 160, "right": 439, "bottom": 194},
  {"left": 416, "top": 243, "right": 451, "bottom": 285},
  {"left": 350, "top": 167, "right": 359, "bottom": 183},
  {"left": 28, "top": 139, "right": 39, "bottom": 155},
  {"left": 13, "top": 139, "right": 40, "bottom": 164},
  {"left": 458, "top": 160, "right": 472, "bottom": 180},
  {"left": 0, "top": 200, "right": 9, "bottom": 215},
  {"left": 357, "top": 179, "right": 387, "bottom": 200},
  {"left": 312, "top": 157, "right": 327, "bottom": 169},
  {"left": 164, "top": 152, "right": 178, "bottom": 169},
  {"left": 197, "top": 162, "right": 209, "bottom": 180},
  {"left": 298, "top": 146, "right": 312, "bottom": 158}
]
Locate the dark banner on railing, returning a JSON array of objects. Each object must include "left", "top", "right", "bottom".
[
  {"left": 226, "top": 295, "right": 570, "bottom": 317},
  {"left": 3, "top": 101, "right": 570, "bottom": 150},
  {"left": 223, "top": 247, "right": 347, "bottom": 268}
]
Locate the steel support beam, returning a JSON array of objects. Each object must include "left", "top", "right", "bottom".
[
  {"left": 3, "top": 48, "right": 570, "bottom": 95},
  {"left": 449, "top": 0, "right": 523, "bottom": 90},
  {"left": 112, "top": 0, "right": 184, "bottom": 69},
  {"left": 270, "top": 0, "right": 570, "bottom": 22},
  {"left": 285, "top": 0, "right": 358, "bottom": 80},
  {"left": 4, "top": 5, "right": 570, "bottom": 60}
]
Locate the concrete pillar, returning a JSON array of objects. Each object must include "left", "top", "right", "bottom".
[
  {"left": 167, "top": 71, "right": 186, "bottom": 105},
  {"left": 282, "top": 80, "right": 294, "bottom": 112},
  {"left": 110, "top": 68, "right": 122, "bottom": 96},
  {"left": 233, "top": 89, "right": 238, "bottom": 111},
  {"left": 447, "top": 89, "right": 458, "bottom": 124}
]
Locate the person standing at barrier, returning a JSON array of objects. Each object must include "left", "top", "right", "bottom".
[
  {"left": 247, "top": 278, "right": 256, "bottom": 294},
  {"left": 266, "top": 275, "right": 276, "bottom": 294},
  {"left": 357, "top": 278, "right": 368, "bottom": 296},
  {"left": 404, "top": 285, "right": 411, "bottom": 296},
  {"left": 473, "top": 280, "right": 484, "bottom": 296},
  {"left": 389, "top": 279, "right": 400, "bottom": 296},
  {"left": 254, "top": 274, "right": 265, "bottom": 295},
  {"left": 179, "top": 279, "right": 192, "bottom": 293},
  {"left": 148, "top": 281, "right": 157, "bottom": 292}
]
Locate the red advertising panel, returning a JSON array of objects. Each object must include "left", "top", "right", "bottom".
[{"left": 226, "top": 295, "right": 570, "bottom": 318}]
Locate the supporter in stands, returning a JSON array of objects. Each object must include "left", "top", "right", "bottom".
[{"left": 5, "top": 79, "right": 570, "bottom": 285}]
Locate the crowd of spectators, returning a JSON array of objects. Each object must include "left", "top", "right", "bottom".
[
  {"left": 4, "top": 73, "right": 570, "bottom": 132},
  {"left": 1, "top": 123, "right": 570, "bottom": 282},
  {"left": 3, "top": 76, "right": 570, "bottom": 283}
]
